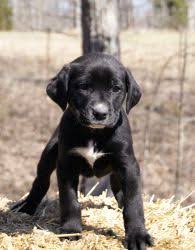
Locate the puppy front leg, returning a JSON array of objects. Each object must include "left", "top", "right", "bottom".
[
  {"left": 119, "top": 156, "right": 153, "bottom": 250},
  {"left": 11, "top": 127, "right": 59, "bottom": 215},
  {"left": 57, "top": 156, "right": 82, "bottom": 236}
]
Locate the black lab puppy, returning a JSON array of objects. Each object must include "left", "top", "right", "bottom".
[{"left": 12, "top": 53, "right": 153, "bottom": 250}]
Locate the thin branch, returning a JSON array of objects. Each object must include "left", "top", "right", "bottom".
[
  {"left": 174, "top": 29, "right": 188, "bottom": 198},
  {"left": 85, "top": 182, "right": 100, "bottom": 197}
]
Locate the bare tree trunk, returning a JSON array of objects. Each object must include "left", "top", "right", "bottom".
[
  {"left": 72, "top": 0, "right": 80, "bottom": 29},
  {"left": 188, "top": 0, "right": 195, "bottom": 30},
  {"left": 152, "top": 0, "right": 169, "bottom": 28},
  {"left": 81, "top": 0, "right": 120, "bottom": 60},
  {"left": 80, "top": 0, "right": 120, "bottom": 195},
  {"left": 119, "top": 0, "right": 133, "bottom": 29}
]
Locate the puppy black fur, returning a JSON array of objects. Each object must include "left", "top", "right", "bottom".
[{"left": 12, "top": 53, "right": 153, "bottom": 250}]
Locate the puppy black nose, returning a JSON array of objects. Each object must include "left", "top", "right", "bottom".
[{"left": 92, "top": 103, "right": 109, "bottom": 120}]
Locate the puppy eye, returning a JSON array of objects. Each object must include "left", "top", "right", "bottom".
[
  {"left": 78, "top": 84, "right": 89, "bottom": 90},
  {"left": 112, "top": 85, "right": 121, "bottom": 92}
]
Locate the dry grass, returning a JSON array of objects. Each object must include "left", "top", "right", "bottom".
[{"left": 0, "top": 193, "right": 194, "bottom": 250}]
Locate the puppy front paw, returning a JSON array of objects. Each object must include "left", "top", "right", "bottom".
[
  {"left": 125, "top": 227, "right": 153, "bottom": 250},
  {"left": 59, "top": 221, "right": 82, "bottom": 241}
]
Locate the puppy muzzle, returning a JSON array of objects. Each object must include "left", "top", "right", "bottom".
[{"left": 70, "top": 104, "right": 119, "bottom": 129}]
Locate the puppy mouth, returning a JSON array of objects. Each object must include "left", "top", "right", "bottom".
[
  {"left": 87, "top": 124, "right": 106, "bottom": 129},
  {"left": 79, "top": 114, "right": 120, "bottom": 129},
  {"left": 80, "top": 118, "right": 107, "bottom": 129},
  {"left": 82, "top": 119, "right": 118, "bottom": 129}
]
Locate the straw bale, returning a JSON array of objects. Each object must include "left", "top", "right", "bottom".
[{"left": 0, "top": 193, "right": 194, "bottom": 249}]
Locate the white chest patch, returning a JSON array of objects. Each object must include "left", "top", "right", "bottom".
[{"left": 69, "top": 141, "right": 105, "bottom": 167}]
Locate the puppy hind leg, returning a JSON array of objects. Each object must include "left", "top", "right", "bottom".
[{"left": 110, "top": 173, "right": 124, "bottom": 208}]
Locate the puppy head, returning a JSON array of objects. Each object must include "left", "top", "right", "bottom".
[{"left": 47, "top": 53, "right": 141, "bottom": 128}]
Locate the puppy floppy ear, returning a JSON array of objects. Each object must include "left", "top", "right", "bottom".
[
  {"left": 125, "top": 68, "right": 142, "bottom": 114},
  {"left": 46, "top": 65, "right": 70, "bottom": 110}
]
